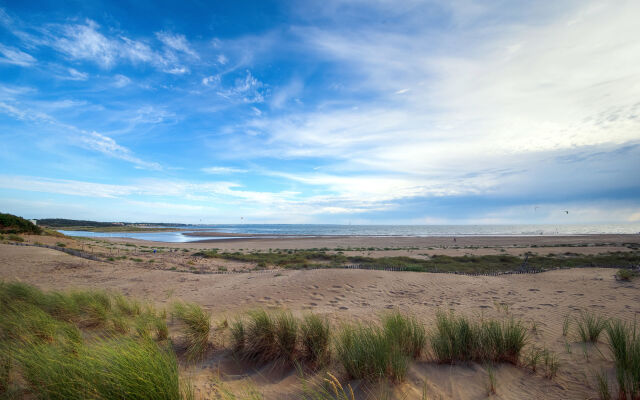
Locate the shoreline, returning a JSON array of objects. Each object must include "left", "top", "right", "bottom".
[{"left": 97, "top": 233, "right": 640, "bottom": 251}]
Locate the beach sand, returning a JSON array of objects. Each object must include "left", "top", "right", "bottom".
[{"left": 1, "top": 234, "right": 639, "bottom": 399}]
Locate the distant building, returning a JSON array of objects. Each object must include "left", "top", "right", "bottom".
[{"left": 29, "top": 219, "right": 37, "bottom": 225}]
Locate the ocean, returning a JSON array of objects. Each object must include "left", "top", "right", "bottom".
[{"left": 58, "top": 223, "right": 640, "bottom": 243}]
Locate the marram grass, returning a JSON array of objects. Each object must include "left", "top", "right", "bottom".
[
  {"left": 430, "top": 310, "right": 527, "bottom": 364},
  {"left": 300, "top": 313, "right": 331, "bottom": 365},
  {"left": 172, "top": 302, "right": 211, "bottom": 360},
  {"left": 576, "top": 311, "right": 608, "bottom": 343},
  {"left": 606, "top": 318, "right": 640, "bottom": 399},
  {"left": 0, "top": 281, "right": 189, "bottom": 399}
]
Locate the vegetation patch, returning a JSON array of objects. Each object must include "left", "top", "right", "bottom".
[
  {"left": 193, "top": 249, "right": 640, "bottom": 274},
  {"left": 0, "top": 213, "right": 41, "bottom": 235},
  {"left": 0, "top": 282, "right": 186, "bottom": 399},
  {"left": 172, "top": 302, "right": 211, "bottom": 360},
  {"left": 606, "top": 319, "right": 640, "bottom": 399},
  {"left": 430, "top": 311, "right": 527, "bottom": 364},
  {"left": 575, "top": 311, "right": 608, "bottom": 343},
  {"left": 616, "top": 268, "right": 639, "bottom": 281}
]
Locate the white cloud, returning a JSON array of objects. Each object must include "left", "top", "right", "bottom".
[
  {"left": 0, "top": 43, "right": 36, "bottom": 66},
  {"left": 79, "top": 132, "right": 162, "bottom": 170},
  {"left": 218, "top": 70, "right": 266, "bottom": 103},
  {"left": 202, "top": 75, "right": 220, "bottom": 87},
  {"left": 237, "top": 0, "right": 640, "bottom": 200},
  {"left": 67, "top": 68, "right": 88, "bottom": 80},
  {"left": 155, "top": 31, "right": 198, "bottom": 59},
  {"left": 216, "top": 54, "right": 228, "bottom": 65},
  {"left": 113, "top": 74, "right": 130, "bottom": 87},
  {"left": 201, "top": 166, "right": 248, "bottom": 174}
]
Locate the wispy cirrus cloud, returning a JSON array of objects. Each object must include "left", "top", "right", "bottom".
[
  {"left": 79, "top": 132, "right": 162, "bottom": 171},
  {"left": 0, "top": 43, "right": 36, "bottom": 66},
  {"left": 201, "top": 166, "right": 248, "bottom": 174}
]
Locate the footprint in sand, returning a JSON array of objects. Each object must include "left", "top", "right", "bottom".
[{"left": 339, "top": 306, "right": 348, "bottom": 310}]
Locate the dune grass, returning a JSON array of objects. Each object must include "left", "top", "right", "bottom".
[
  {"left": 172, "top": 302, "right": 211, "bottom": 360},
  {"left": 430, "top": 311, "right": 527, "bottom": 365},
  {"left": 301, "top": 372, "right": 355, "bottom": 400},
  {"left": 333, "top": 311, "right": 430, "bottom": 382},
  {"left": 335, "top": 322, "right": 409, "bottom": 382},
  {"left": 595, "top": 369, "right": 611, "bottom": 400},
  {"left": 576, "top": 311, "right": 608, "bottom": 342},
  {"left": 230, "top": 319, "right": 246, "bottom": 353},
  {"left": 0, "top": 281, "right": 188, "bottom": 399},
  {"left": 233, "top": 309, "right": 301, "bottom": 364},
  {"left": 381, "top": 311, "right": 427, "bottom": 359},
  {"left": 12, "top": 338, "right": 181, "bottom": 400},
  {"left": 606, "top": 319, "right": 640, "bottom": 399},
  {"left": 541, "top": 348, "right": 560, "bottom": 379},
  {"left": 523, "top": 346, "right": 542, "bottom": 372},
  {"left": 301, "top": 314, "right": 331, "bottom": 365}
]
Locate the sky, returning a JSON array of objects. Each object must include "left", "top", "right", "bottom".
[{"left": 0, "top": 0, "right": 639, "bottom": 225}]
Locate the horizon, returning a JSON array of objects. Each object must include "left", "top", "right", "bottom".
[{"left": 1, "top": 1, "right": 639, "bottom": 224}]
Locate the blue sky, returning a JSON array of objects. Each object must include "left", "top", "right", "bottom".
[{"left": 0, "top": 0, "right": 639, "bottom": 224}]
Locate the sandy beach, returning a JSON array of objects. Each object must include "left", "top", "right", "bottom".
[{"left": 1, "top": 233, "right": 639, "bottom": 398}]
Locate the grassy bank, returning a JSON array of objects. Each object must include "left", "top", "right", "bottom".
[{"left": 193, "top": 249, "right": 640, "bottom": 274}]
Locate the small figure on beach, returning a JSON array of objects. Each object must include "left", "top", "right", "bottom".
[{"left": 453, "top": 237, "right": 456, "bottom": 243}]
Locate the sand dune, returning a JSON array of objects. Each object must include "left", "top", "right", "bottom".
[{"left": 1, "top": 239, "right": 639, "bottom": 399}]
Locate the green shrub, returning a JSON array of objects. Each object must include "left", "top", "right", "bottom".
[
  {"left": 300, "top": 314, "right": 331, "bottom": 365},
  {"left": 617, "top": 269, "right": 638, "bottom": 281},
  {"left": 0, "top": 213, "right": 42, "bottom": 235},
  {"left": 7, "top": 234, "right": 23, "bottom": 242},
  {"left": 172, "top": 302, "right": 211, "bottom": 360},
  {"left": 576, "top": 312, "right": 608, "bottom": 342}
]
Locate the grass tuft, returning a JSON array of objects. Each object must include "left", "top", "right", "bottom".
[
  {"left": 381, "top": 311, "right": 426, "bottom": 359},
  {"left": 335, "top": 322, "right": 408, "bottom": 382},
  {"left": 301, "top": 372, "right": 355, "bottom": 400},
  {"left": 300, "top": 314, "right": 331, "bottom": 365},
  {"left": 605, "top": 318, "right": 640, "bottom": 399},
  {"left": 576, "top": 311, "right": 608, "bottom": 343},
  {"left": 595, "top": 369, "right": 611, "bottom": 400},
  {"left": 13, "top": 337, "right": 181, "bottom": 400},
  {"left": 542, "top": 348, "right": 559, "bottom": 379},
  {"left": 274, "top": 311, "right": 299, "bottom": 362},
  {"left": 243, "top": 309, "right": 278, "bottom": 363},
  {"left": 486, "top": 364, "right": 497, "bottom": 395},
  {"left": 430, "top": 311, "right": 527, "bottom": 364},
  {"left": 172, "top": 302, "right": 211, "bottom": 360}
]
